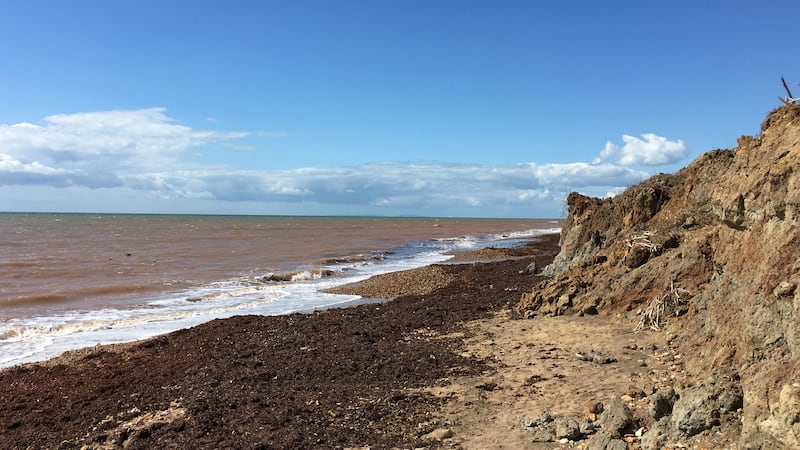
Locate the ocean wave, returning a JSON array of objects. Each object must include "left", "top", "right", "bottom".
[
  {"left": 0, "top": 283, "right": 166, "bottom": 309},
  {"left": 0, "top": 224, "right": 557, "bottom": 368},
  {"left": 258, "top": 268, "right": 336, "bottom": 283},
  {"left": 314, "top": 252, "right": 389, "bottom": 265}
]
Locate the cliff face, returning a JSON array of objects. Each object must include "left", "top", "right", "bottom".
[{"left": 517, "top": 104, "right": 800, "bottom": 448}]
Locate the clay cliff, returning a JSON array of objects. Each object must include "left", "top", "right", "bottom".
[{"left": 516, "top": 104, "right": 800, "bottom": 448}]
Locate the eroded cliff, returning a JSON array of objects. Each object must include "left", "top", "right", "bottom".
[{"left": 517, "top": 104, "right": 800, "bottom": 448}]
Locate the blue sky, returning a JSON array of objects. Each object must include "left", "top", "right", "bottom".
[{"left": 1, "top": 1, "right": 798, "bottom": 218}]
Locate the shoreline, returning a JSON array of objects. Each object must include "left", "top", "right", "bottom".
[
  {"left": 0, "top": 234, "right": 561, "bottom": 449},
  {"left": 0, "top": 217, "right": 560, "bottom": 369}
]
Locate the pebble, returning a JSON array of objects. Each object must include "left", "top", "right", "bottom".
[{"left": 422, "top": 428, "right": 453, "bottom": 441}]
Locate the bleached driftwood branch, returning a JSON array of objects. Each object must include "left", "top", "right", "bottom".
[{"left": 635, "top": 281, "right": 689, "bottom": 332}]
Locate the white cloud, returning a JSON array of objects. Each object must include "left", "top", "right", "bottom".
[
  {"left": 118, "top": 161, "right": 648, "bottom": 214},
  {"left": 0, "top": 108, "right": 678, "bottom": 216},
  {"left": 594, "top": 133, "right": 688, "bottom": 166},
  {"left": 0, "top": 108, "right": 250, "bottom": 175},
  {"left": 0, "top": 153, "right": 66, "bottom": 175}
]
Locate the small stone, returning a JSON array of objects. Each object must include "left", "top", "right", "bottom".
[
  {"left": 529, "top": 429, "right": 555, "bottom": 442},
  {"left": 476, "top": 382, "right": 498, "bottom": 392},
  {"left": 524, "top": 261, "right": 537, "bottom": 274},
  {"left": 773, "top": 281, "right": 796, "bottom": 298},
  {"left": 576, "top": 349, "right": 616, "bottom": 364},
  {"left": 422, "top": 428, "right": 453, "bottom": 441},
  {"left": 587, "top": 401, "right": 605, "bottom": 415},
  {"left": 582, "top": 305, "right": 599, "bottom": 315},
  {"left": 607, "top": 438, "right": 629, "bottom": 450},
  {"left": 579, "top": 417, "right": 597, "bottom": 436}
]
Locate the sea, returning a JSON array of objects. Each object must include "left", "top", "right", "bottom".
[{"left": 0, "top": 213, "right": 560, "bottom": 368}]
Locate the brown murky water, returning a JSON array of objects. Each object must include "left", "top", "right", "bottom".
[{"left": 0, "top": 213, "right": 558, "bottom": 318}]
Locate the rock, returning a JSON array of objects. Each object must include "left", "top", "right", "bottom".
[
  {"left": 586, "top": 401, "right": 604, "bottom": 420},
  {"left": 649, "top": 388, "right": 678, "bottom": 420},
  {"left": 529, "top": 429, "right": 555, "bottom": 442},
  {"left": 579, "top": 417, "right": 597, "bottom": 436},
  {"left": 576, "top": 349, "right": 616, "bottom": 364},
  {"left": 517, "top": 104, "right": 800, "bottom": 449},
  {"left": 422, "top": 428, "right": 453, "bottom": 441},
  {"left": 717, "top": 384, "right": 744, "bottom": 414},
  {"left": 640, "top": 417, "right": 672, "bottom": 450},
  {"left": 597, "top": 397, "right": 634, "bottom": 438},
  {"left": 745, "top": 383, "right": 800, "bottom": 448},
  {"left": 585, "top": 433, "right": 629, "bottom": 450},
  {"left": 672, "top": 389, "right": 719, "bottom": 436},
  {"left": 476, "top": 382, "right": 497, "bottom": 391},
  {"left": 587, "top": 401, "right": 605, "bottom": 415},
  {"left": 553, "top": 417, "right": 581, "bottom": 440},
  {"left": 519, "top": 412, "right": 590, "bottom": 443},
  {"left": 606, "top": 439, "right": 628, "bottom": 450},
  {"left": 641, "top": 379, "right": 744, "bottom": 448},
  {"left": 580, "top": 254, "right": 607, "bottom": 268},
  {"left": 671, "top": 379, "right": 742, "bottom": 437},
  {"left": 624, "top": 245, "right": 654, "bottom": 268},
  {"left": 773, "top": 280, "right": 796, "bottom": 298},
  {"left": 581, "top": 305, "right": 599, "bottom": 315},
  {"left": 518, "top": 411, "right": 553, "bottom": 430},
  {"left": 523, "top": 261, "right": 537, "bottom": 274}
]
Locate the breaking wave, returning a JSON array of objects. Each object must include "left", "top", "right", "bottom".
[{"left": 0, "top": 226, "right": 559, "bottom": 368}]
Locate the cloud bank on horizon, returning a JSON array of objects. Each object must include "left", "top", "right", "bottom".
[{"left": 0, "top": 108, "right": 688, "bottom": 217}]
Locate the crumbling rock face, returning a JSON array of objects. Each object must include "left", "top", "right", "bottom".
[
  {"left": 540, "top": 179, "right": 675, "bottom": 278},
  {"left": 516, "top": 104, "right": 800, "bottom": 447}
]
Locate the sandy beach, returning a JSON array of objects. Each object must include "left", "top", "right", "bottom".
[{"left": 0, "top": 234, "right": 568, "bottom": 449}]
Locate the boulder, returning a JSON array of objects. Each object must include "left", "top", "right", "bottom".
[
  {"left": 641, "top": 377, "right": 743, "bottom": 447},
  {"left": 585, "top": 433, "right": 629, "bottom": 450},
  {"left": 553, "top": 416, "right": 581, "bottom": 440},
  {"left": 596, "top": 397, "right": 634, "bottom": 438},
  {"left": 649, "top": 388, "right": 678, "bottom": 420}
]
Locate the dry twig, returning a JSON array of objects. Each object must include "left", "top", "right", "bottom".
[
  {"left": 635, "top": 281, "right": 689, "bottom": 332},
  {"left": 626, "top": 231, "right": 660, "bottom": 254}
]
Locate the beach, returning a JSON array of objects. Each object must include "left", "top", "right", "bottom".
[
  {"left": 0, "top": 233, "right": 564, "bottom": 449},
  {"left": 0, "top": 214, "right": 557, "bottom": 368}
]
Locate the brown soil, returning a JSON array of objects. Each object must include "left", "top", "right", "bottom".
[{"left": 0, "top": 234, "right": 561, "bottom": 450}]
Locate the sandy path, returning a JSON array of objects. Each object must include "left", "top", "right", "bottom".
[{"left": 428, "top": 311, "right": 669, "bottom": 449}]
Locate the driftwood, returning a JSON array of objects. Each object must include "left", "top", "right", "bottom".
[
  {"left": 635, "top": 281, "right": 689, "bottom": 332},
  {"left": 622, "top": 231, "right": 662, "bottom": 268},
  {"left": 625, "top": 231, "right": 659, "bottom": 253},
  {"left": 779, "top": 77, "right": 799, "bottom": 105}
]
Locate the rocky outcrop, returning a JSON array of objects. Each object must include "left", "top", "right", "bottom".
[
  {"left": 516, "top": 104, "right": 800, "bottom": 447},
  {"left": 641, "top": 377, "right": 743, "bottom": 448}
]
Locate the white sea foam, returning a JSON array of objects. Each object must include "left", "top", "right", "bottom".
[{"left": 0, "top": 227, "right": 559, "bottom": 368}]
